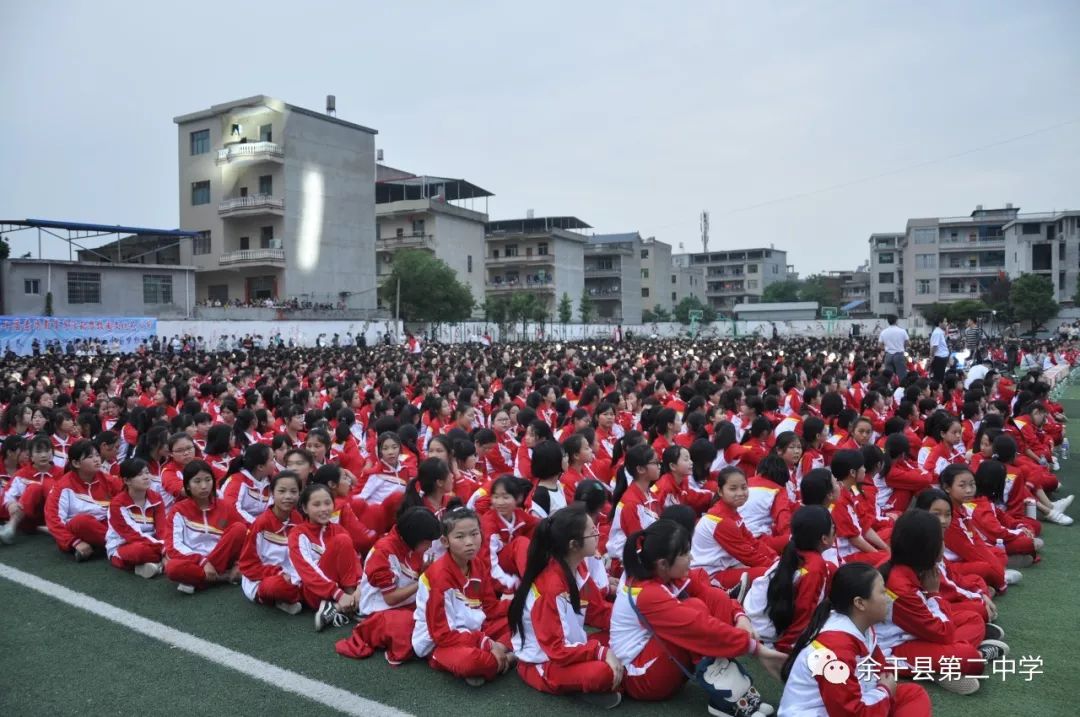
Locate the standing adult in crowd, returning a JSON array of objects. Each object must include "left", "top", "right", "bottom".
[
  {"left": 878, "top": 315, "right": 909, "bottom": 382},
  {"left": 929, "top": 316, "right": 950, "bottom": 381}
]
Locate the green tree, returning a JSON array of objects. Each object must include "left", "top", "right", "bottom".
[
  {"left": 918, "top": 302, "right": 951, "bottom": 326},
  {"left": 1010, "top": 273, "right": 1059, "bottom": 331},
  {"left": 379, "top": 250, "right": 474, "bottom": 325},
  {"left": 557, "top": 292, "right": 573, "bottom": 324},
  {"left": 482, "top": 296, "right": 512, "bottom": 338},
  {"left": 798, "top": 274, "right": 842, "bottom": 308},
  {"left": 673, "top": 295, "right": 716, "bottom": 324},
  {"left": 945, "top": 299, "right": 987, "bottom": 324},
  {"left": 642, "top": 304, "right": 671, "bottom": 323},
  {"left": 579, "top": 289, "right": 595, "bottom": 323},
  {"left": 509, "top": 293, "right": 547, "bottom": 338},
  {"left": 761, "top": 280, "right": 801, "bottom": 303},
  {"left": 982, "top": 276, "right": 1014, "bottom": 324}
]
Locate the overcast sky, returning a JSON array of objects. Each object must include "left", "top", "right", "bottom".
[{"left": 2, "top": 1, "right": 1078, "bottom": 274}]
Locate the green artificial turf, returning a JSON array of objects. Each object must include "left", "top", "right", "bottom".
[{"left": 1, "top": 395, "right": 1077, "bottom": 716}]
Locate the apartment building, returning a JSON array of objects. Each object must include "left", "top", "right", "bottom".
[
  {"left": 584, "top": 233, "right": 642, "bottom": 323},
  {"left": 1004, "top": 210, "right": 1080, "bottom": 302},
  {"left": 174, "top": 95, "right": 378, "bottom": 308},
  {"left": 822, "top": 265, "right": 871, "bottom": 315},
  {"left": 640, "top": 237, "right": 706, "bottom": 315},
  {"left": 674, "top": 247, "right": 788, "bottom": 312},
  {"left": 485, "top": 216, "right": 589, "bottom": 316},
  {"left": 868, "top": 233, "right": 904, "bottom": 316},
  {"left": 375, "top": 165, "right": 492, "bottom": 317}
]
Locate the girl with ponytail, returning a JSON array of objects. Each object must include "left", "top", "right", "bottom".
[
  {"left": 609, "top": 519, "right": 786, "bottom": 706},
  {"left": 742, "top": 506, "right": 835, "bottom": 652},
  {"left": 605, "top": 443, "right": 661, "bottom": 576},
  {"left": 778, "top": 562, "right": 930, "bottom": 715},
  {"left": 510, "top": 505, "right": 622, "bottom": 708},
  {"left": 479, "top": 476, "right": 539, "bottom": 593}
]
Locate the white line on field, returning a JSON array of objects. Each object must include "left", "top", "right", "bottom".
[{"left": 0, "top": 563, "right": 414, "bottom": 717}]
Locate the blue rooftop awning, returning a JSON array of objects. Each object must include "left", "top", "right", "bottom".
[{"left": 841, "top": 299, "right": 867, "bottom": 312}]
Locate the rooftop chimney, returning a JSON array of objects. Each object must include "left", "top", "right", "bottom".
[
  {"left": 975, "top": 204, "right": 983, "bottom": 211},
  {"left": 326, "top": 94, "right": 336, "bottom": 116},
  {"left": 376, "top": 149, "right": 384, "bottom": 162},
  {"left": 526, "top": 209, "right": 535, "bottom": 219},
  {"left": 1005, "top": 202, "right": 1013, "bottom": 209}
]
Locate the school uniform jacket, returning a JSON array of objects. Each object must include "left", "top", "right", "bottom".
[
  {"left": 779, "top": 612, "right": 894, "bottom": 717},
  {"left": 922, "top": 441, "right": 967, "bottom": 477},
  {"left": 744, "top": 550, "right": 833, "bottom": 652},
  {"left": 222, "top": 469, "right": 271, "bottom": 524},
  {"left": 968, "top": 496, "right": 1027, "bottom": 546},
  {"left": 690, "top": 500, "right": 777, "bottom": 576},
  {"left": 105, "top": 489, "right": 167, "bottom": 558},
  {"left": 166, "top": 496, "right": 245, "bottom": 563},
  {"left": 411, "top": 552, "right": 508, "bottom": 658},
  {"left": 239, "top": 508, "right": 302, "bottom": 602},
  {"left": 287, "top": 520, "right": 353, "bottom": 602},
  {"left": 652, "top": 472, "right": 714, "bottom": 516},
  {"left": 738, "top": 475, "right": 792, "bottom": 540},
  {"left": 4, "top": 464, "right": 63, "bottom": 505},
  {"left": 873, "top": 457, "right": 933, "bottom": 514},
  {"left": 358, "top": 528, "right": 424, "bottom": 616},
  {"left": 45, "top": 471, "right": 123, "bottom": 550},
  {"left": 357, "top": 460, "right": 410, "bottom": 505},
  {"left": 606, "top": 482, "right": 660, "bottom": 562},
  {"left": 876, "top": 564, "right": 958, "bottom": 656},
  {"left": 513, "top": 560, "right": 610, "bottom": 667}
]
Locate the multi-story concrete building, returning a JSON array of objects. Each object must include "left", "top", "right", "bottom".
[
  {"left": 639, "top": 237, "right": 705, "bottom": 316},
  {"left": 1004, "top": 210, "right": 1080, "bottom": 303},
  {"left": 868, "top": 233, "right": 904, "bottom": 316},
  {"left": 375, "top": 165, "right": 492, "bottom": 317},
  {"left": 822, "top": 265, "right": 872, "bottom": 315},
  {"left": 674, "top": 247, "right": 788, "bottom": 312},
  {"left": 485, "top": 216, "right": 589, "bottom": 317},
  {"left": 584, "top": 233, "right": 642, "bottom": 323},
  {"left": 173, "top": 95, "right": 378, "bottom": 308}
]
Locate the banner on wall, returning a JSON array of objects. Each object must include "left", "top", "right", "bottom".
[{"left": 0, "top": 316, "right": 157, "bottom": 356}]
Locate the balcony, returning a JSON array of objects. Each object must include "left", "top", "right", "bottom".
[
  {"left": 939, "top": 264, "right": 1005, "bottom": 276},
  {"left": 376, "top": 233, "right": 436, "bottom": 251},
  {"left": 939, "top": 234, "right": 1005, "bottom": 249},
  {"left": 485, "top": 279, "right": 555, "bottom": 293},
  {"left": 218, "top": 194, "right": 285, "bottom": 218},
  {"left": 219, "top": 248, "right": 285, "bottom": 267},
  {"left": 584, "top": 265, "right": 621, "bottom": 278},
  {"left": 486, "top": 253, "right": 556, "bottom": 266},
  {"left": 216, "top": 141, "right": 284, "bottom": 165}
]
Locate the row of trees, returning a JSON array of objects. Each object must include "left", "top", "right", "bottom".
[
  {"left": 759, "top": 275, "right": 844, "bottom": 306},
  {"left": 919, "top": 274, "right": 1061, "bottom": 331}
]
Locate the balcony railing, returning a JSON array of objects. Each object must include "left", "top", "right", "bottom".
[
  {"left": 219, "top": 248, "right": 285, "bottom": 266},
  {"left": 218, "top": 194, "right": 284, "bottom": 217},
  {"left": 487, "top": 254, "right": 556, "bottom": 265},
  {"left": 939, "top": 234, "right": 1005, "bottom": 246},
  {"left": 376, "top": 233, "right": 436, "bottom": 250},
  {"left": 939, "top": 264, "right": 1005, "bottom": 276},
  {"left": 486, "top": 279, "right": 555, "bottom": 292},
  {"left": 216, "top": 141, "right": 285, "bottom": 164}
]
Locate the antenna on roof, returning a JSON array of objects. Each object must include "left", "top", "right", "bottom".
[
  {"left": 377, "top": 149, "right": 384, "bottom": 162},
  {"left": 526, "top": 209, "right": 535, "bottom": 219},
  {"left": 700, "top": 210, "right": 710, "bottom": 253},
  {"left": 326, "top": 94, "right": 336, "bottom": 116}
]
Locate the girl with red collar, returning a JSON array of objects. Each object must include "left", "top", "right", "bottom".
[
  {"left": 515, "top": 417, "right": 553, "bottom": 483},
  {"left": 480, "top": 476, "right": 538, "bottom": 593},
  {"left": 486, "top": 407, "right": 518, "bottom": 478},
  {"left": 799, "top": 417, "right": 827, "bottom": 478},
  {"left": 279, "top": 406, "right": 308, "bottom": 449},
  {"left": 238, "top": 471, "right": 304, "bottom": 613},
  {"left": 387, "top": 457, "right": 457, "bottom": 538},
  {"left": 357, "top": 432, "right": 411, "bottom": 533},
  {"left": 971, "top": 460, "right": 1042, "bottom": 564},
  {"left": 738, "top": 454, "right": 795, "bottom": 554},
  {"left": 0, "top": 435, "right": 64, "bottom": 543},
  {"left": 44, "top": 440, "right": 122, "bottom": 559},
  {"left": 310, "top": 464, "right": 378, "bottom": 555},
  {"left": 336, "top": 507, "right": 442, "bottom": 663},
  {"left": 592, "top": 402, "right": 618, "bottom": 483},
  {"left": 605, "top": 444, "right": 661, "bottom": 575},
  {"left": 160, "top": 432, "right": 198, "bottom": 507},
  {"left": 106, "top": 458, "right": 167, "bottom": 577},
  {"left": 939, "top": 465, "right": 1013, "bottom": 595},
  {"left": 648, "top": 407, "right": 680, "bottom": 457},
  {"left": 510, "top": 505, "right": 620, "bottom": 707},
  {"left": 0, "top": 436, "right": 26, "bottom": 523},
  {"left": 289, "top": 482, "right": 361, "bottom": 631},
  {"left": 690, "top": 466, "right": 778, "bottom": 591},
  {"left": 559, "top": 433, "right": 598, "bottom": 504},
  {"left": 50, "top": 410, "right": 76, "bottom": 469},
  {"left": 411, "top": 507, "right": 515, "bottom": 686},
  {"left": 922, "top": 416, "right": 967, "bottom": 478},
  {"left": 877, "top": 434, "right": 934, "bottom": 516},
  {"left": 449, "top": 439, "right": 483, "bottom": 504}
]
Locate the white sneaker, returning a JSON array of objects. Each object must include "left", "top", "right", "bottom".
[
  {"left": 1006, "top": 554, "right": 1034, "bottom": 569},
  {"left": 1046, "top": 510, "right": 1074, "bottom": 525},
  {"left": 177, "top": 583, "right": 196, "bottom": 594},
  {"left": 275, "top": 601, "right": 303, "bottom": 615},
  {"left": 1004, "top": 569, "right": 1023, "bottom": 585},
  {"left": 936, "top": 675, "right": 981, "bottom": 695},
  {"left": 1034, "top": 537, "right": 1045, "bottom": 550},
  {"left": 756, "top": 704, "right": 776, "bottom": 717},
  {"left": 1052, "top": 458, "right": 1061, "bottom": 471},
  {"left": 1053, "top": 495, "right": 1074, "bottom": 512},
  {"left": 134, "top": 562, "right": 162, "bottom": 579},
  {"left": 0, "top": 522, "right": 15, "bottom": 545}
]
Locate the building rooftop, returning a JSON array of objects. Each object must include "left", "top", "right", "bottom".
[
  {"left": 173, "top": 94, "right": 378, "bottom": 135},
  {"left": 375, "top": 166, "right": 494, "bottom": 203},
  {"left": 486, "top": 216, "right": 591, "bottom": 234},
  {"left": 1001, "top": 209, "right": 1080, "bottom": 230},
  {"left": 588, "top": 232, "right": 642, "bottom": 245}
]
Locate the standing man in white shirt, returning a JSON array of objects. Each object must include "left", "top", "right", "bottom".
[
  {"left": 879, "top": 315, "right": 909, "bottom": 382},
  {"left": 929, "top": 317, "right": 950, "bottom": 382}
]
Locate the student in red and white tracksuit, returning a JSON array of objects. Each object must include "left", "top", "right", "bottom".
[
  {"left": 106, "top": 459, "right": 167, "bottom": 572},
  {"left": 511, "top": 507, "right": 617, "bottom": 698},
  {"left": 605, "top": 444, "right": 662, "bottom": 574},
  {"left": 480, "top": 476, "right": 539, "bottom": 592},
  {"left": 336, "top": 508, "right": 442, "bottom": 663},
  {"left": 239, "top": 472, "right": 304, "bottom": 610},
  {"left": 222, "top": 444, "right": 275, "bottom": 525},
  {"left": 0, "top": 437, "right": 63, "bottom": 541},
  {"left": 164, "top": 461, "right": 247, "bottom": 591},
  {"left": 412, "top": 509, "right": 513, "bottom": 684},
  {"left": 44, "top": 441, "right": 122, "bottom": 557},
  {"left": 611, "top": 519, "right": 787, "bottom": 704},
  {"left": 357, "top": 446, "right": 413, "bottom": 535},
  {"left": 288, "top": 484, "right": 361, "bottom": 618},
  {"left": 738, "top": 461, "right": 793, "bottom": 554},
  {"left": 690, "top": 469, "right": 777, "bottom": 590}
]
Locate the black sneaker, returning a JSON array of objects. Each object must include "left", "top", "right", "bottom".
[
  {"left": 314, "top": 600, "right": 339, "bottom": 632},
  {"left": 983, "top": 623, "right": 1005, "bottom": 641},
  {"left": 574, "top": 693, "right": 622, "bottom": 709},
  {"left": 978, "top": 639, "right": 1009, "bottom": 662},
  {"left": 727, "top": 573, "right": 750, "bottom": 604}
]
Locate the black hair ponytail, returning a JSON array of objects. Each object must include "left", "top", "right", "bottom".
[
  {"left": 508, "top": 505, "right": 588, "bottom": 638},
  {"left": 609, "top": 443, "right": 654, "bottom": 520},
  {"left": 622, "top": 519, "right": 691, "bottom": 581},
  {"left": 767, "top": 506, "right": 833, "bottom": 638}
]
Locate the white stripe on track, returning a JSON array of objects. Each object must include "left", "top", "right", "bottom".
[{"left": 0, "top": 563, "right": 413, "bottom": 717}]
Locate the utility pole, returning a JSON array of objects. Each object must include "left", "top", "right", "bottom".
[{"left": 395, "top": 277, "right": 401, "bottom": 341}]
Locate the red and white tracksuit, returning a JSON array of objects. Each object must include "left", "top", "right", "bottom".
[
  {"left": 780, "top": 611, "right": 931, "bottom": 716},
  {"left": 606, "top": 482, "right": 660, "bottom": 569},
  {"left": 164, "top": 497, "right": 247, "bottom": 589},
  {"left": 222, "top": 469, "right": 271, "bottom": 525},
  {"left": 44, "top": 471, "right": 123, "bottom": 552},
  {"left": 943, "top": 505, "right": 1007, "bottom": 592},
  {"left": 4, "top": 464, "right": 63, "bottom": 530},
  {"left": 831, "top": 484, "right": 889, "bottom": 566},
  {"left": 610, "top": 575, "right": 757, "bottom": 701},
  {"left": 106, "top": 490, "right": 167, "bottom": 569},
  {"left": 238, "top": 508, "right": 303, "bottom": 606},
  {"left": 690, "top": 500, "right": 777, "bottom": 590},
  {"left": 513, "top": 560, "right": 615, "bottom": 696},
  {"left": 480, "top": 507, "right": 537, "bottom": 592},
  {"left": 744, "top": 550, "right": 834, "bottom": 652},
  {"left": 738, "top": 476, "right": 793, "bottom": 553},
  {"left": 288, "top": 520, "right": 360, "bottom": 609},
  {"left": 411, "top": 552, "right": 511, "bottom": 681}
]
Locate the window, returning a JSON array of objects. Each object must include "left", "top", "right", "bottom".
[
  {"left": 641, "top": 287, "right": 650, "bottom": 298},
  {"left": 67, "top": 271, "right": 101, "bottom": 304},
  {"left": 747, "top": 264, "right": 758, "bottom": 273},
  {"left": 239, "top": 237, "right": 250, "bottom": 250},
  {"left": 772, "top": 265, "right": 779, "bottom": 274},
  {"left": 1021, "top": 223, "right": 1041, "bottom": 235},
  {"left": 260, "top": 226, "right": 274, "bottom": 249},
  {"left": 537, "top": 243, "right": 548, "bottom": 255},
  {"left": 467, "top": 255, "right": 473, "bottom": 273},
  {"left": 597, "top": 258, "right": 613, "bottom": 271},
  {"left": 258, "top": 175, "right": 272, "bottom": 196},
  {"left": 641, "top": 268, "right": 649, "bottom": 279},
  {"left": 505, "top": 245, "right": 518, "bottom": 257},
  {"left": 878, "top": 252, "right": 894, "bottom": 264},
  {"left": 641, "top": 249, "right": 649, "bottom": 259},
  {"left": 259, "top": 124, "right": 272, "bottom": 142},
  {"left": 671, "top": 292, "right": 677, "bottom": 302},
  {"left": 915, "top": 254, "right": 936, "bottom": 269},
  {"left": 912, "top": 228, "right": 936, "bottom": 244},
  {"left": 23, "top": 279, "right": 40, "bottom": 295},
  {"left": 878, "top": 272, "right": 894, "bottom": 284},
  {"left": 747, "top": 279, "right": 758, "bottom": 289},
  {"left": 411, "top": 219, "right": 425, "bottom": 236},
  {"left": 208, "top": 285, "right": 229, "bottom": 303},
  {"left": 916, "top": 279, "right": 932, "bottom": 295},
  {"left": 492, "top": 249, "right": 499, "bottom": 259},
  {"left": 190, "top": 129, "right": 209, "bottom": 155},
  {"left": 1060, "top": 242, "right": 1066, "bottom": 260},
  {"left": 396, "top": 227, "right": 404, "bottom": 237},
  {"left": 191, "top": 180, "right": 210, "bottom": 205},
  {"left": 192, "top": 230, "right": 211, "bottom": 255},
  {"left": 671, "top": 274, "right": 677, "bottom": 284},
  {"left": 143, "top": 274, "right": 173, "bottom": 304},
  {"left": 878, "top": 291, "right": 895, "bottom": 303}
]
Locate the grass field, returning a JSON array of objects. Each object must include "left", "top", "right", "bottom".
[{"left": 2, "top": 399, "right": 1077, "bottom": 716}]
